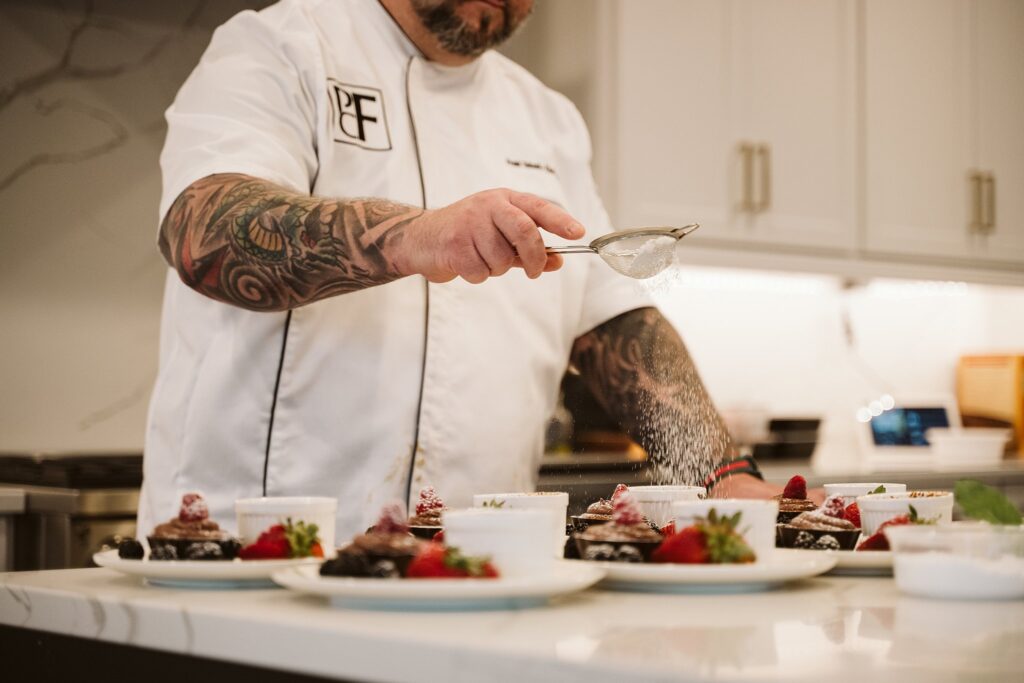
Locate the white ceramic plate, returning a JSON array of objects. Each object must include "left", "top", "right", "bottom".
[
  {"left": 272, "top": 560, "right": 605, "bottom": 610},
  {"left": 586, "top": 548, "right": 837, "bottom": 593},
  {"left": 829, "top": 549, "right": 893, "bottom": 575},
  {"left": 93, "top": 549, "right": 320, "bottom": 588}
]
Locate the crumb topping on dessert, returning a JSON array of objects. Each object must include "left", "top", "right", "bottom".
[
  {"left": 409, "top": 487, "right": 446, "bottom": 526},
  {"left": 788, "top": 509, "right": 857, "bottom": 531}
]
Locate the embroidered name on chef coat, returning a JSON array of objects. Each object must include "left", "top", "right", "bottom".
[{"left": 327, "top": 79, "right": 392, "bottom": 151}]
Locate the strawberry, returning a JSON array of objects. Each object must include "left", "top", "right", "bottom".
[
  {"left": 660, "top": 522, "right": 676, "bottom": 536},
  {"left": 406, "top": 543, "right": 498, "bottom": 579},
  {"left": 239, "top": 518, "right": 322, "bottom": 560},
  {"left": 652, "top": 527, "right": 708, "bottom": 564},
  {"left": 178, "top": 492, "right": 209, "bottom": 522},
  {"left": 432, "top": 529, "right": 445, "bottom": 544},
  {"left": 782, "top": 475, "right": 807, "bottom": 500},
  {"left": 856, "top": 511, "right": 915, "bottom": 551},
  {"left": 843, "top": 502, "right": 861, "bottom": 528}
]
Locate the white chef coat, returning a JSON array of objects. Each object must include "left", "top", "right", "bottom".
[{"left": 140, "top": 0, "right": 652, "bottom": 542}]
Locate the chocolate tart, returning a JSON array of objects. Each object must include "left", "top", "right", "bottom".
[
  {"left": 146, "top": 535, "right": 241, "bottom": 561},
  {"left": 319, "top": 532, "right": 423, "bottom": 578}
]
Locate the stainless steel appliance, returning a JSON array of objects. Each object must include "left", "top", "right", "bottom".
[{"left": 0, "top": 453, "right": 142, "bottom": 570}]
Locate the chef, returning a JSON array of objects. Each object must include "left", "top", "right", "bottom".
[{"left": 140, "top": 0, "right": 780, "bottom": 540}]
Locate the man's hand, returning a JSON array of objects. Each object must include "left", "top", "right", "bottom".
[
  {"left": 708, "top": 474, "right": 781, "bottom": 500},
  {"left": 396, "top": 189, "right": 585, "bottom": 284}
]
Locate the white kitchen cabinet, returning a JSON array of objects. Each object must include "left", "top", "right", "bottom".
[
  {"left": 864, "top": 0, "right": 1024, "bottom": 266},
  {"left": 613, "top": 0, "right": 856, "bottom": 252}
]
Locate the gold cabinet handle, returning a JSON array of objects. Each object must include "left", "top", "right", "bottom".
[
  {"left": 968, "top": 171, "right": 984, "bottom": 234},
  {"left": 738, "top": 143, "right": 755, "bottom": 212},
  {"left": 983, "top": 173, "right": 996, "bottom": 233},
  {"left": 756, "top": 144, "right": 771, "bottom": 212}
]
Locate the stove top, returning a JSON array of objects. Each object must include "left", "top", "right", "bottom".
[{"left": 0, "top": 453, "right": 142, "bottom": 489}]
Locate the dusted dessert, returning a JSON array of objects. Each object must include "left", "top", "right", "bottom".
[
  {"left": 652, "top": 509, "right": 757, "bottom": 564},
  {"left": 407, "top": 486, "right": 447, "bottom": 540},
  {"left": 320, "top": 503, "right": 424, "bottom": 578},
  {"left": 779, "top": 496, "right": 860, "bottom": 550},
  {"left": 571, "top": 483, "right": 629, "bottom": 533},
  {"left": 147, "top": 493, "right": 241, "bottom": 561},
  {"left": 574, "top": 491, "right": 662, "bottom": 562},
  {"left": 773, "top": 475, "right": 816, "bottom": 523}
]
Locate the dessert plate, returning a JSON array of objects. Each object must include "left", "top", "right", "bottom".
[
  {"left": 586, "top": 549, "right": 837, "bottom": 593},
  {"left": 93, "top": 549, "right": 320, "bottom": 588},
  {"left": 827, "top": 550, "right": 893, "bottom": 576},
  {"left": 271, "top": 560, "right": 605, "bottom": 610}
]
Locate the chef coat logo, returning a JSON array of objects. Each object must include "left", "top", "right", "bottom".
[{"left": 328, "top": 79, "right": 392, "bottom": 151}]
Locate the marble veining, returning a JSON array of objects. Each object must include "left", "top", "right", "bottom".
[{"left": 2, "top": 568, "right": 1023, "bottom": 682}]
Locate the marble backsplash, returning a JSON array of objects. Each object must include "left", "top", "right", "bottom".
[{"left": 0, "top": 1, "right": 270, "bottom": 451}]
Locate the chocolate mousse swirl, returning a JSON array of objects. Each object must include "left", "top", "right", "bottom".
[{"left": 150, "top": 518, "right": 225, "bottom": 540}]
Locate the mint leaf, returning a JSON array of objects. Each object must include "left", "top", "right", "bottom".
[
  {"left": 871, "top": 485, "right": 886, "bottom": 494},
  {"left": 955, "top": 480, "right": 1023, "bottom": 525}
]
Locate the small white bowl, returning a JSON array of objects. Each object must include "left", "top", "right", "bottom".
[
  {"left": 443, "top": 508, "right": 555, "bottom": 578},
  {"left": 672, "top": 499, "right": 779, "bottom": 560},
  {"left": 235, "top": 497, "right": 337, "bottom": 557},
  {"left": 856, "top": 491, "right": 954, "bottom": 535},
  {"left": 627, "top": 485, "right": 705, "bottom": 528},
  {"left": 926, "top": 428, "right": 1010, "bottom": 469},
  {"left": 472, "top": 492, "right": 569, "bottom": 558},
  {"left": 823, "top": 482, "right": 907, "bottom": 508},
  {"left": 885, "top": 523, "right": 1024, "bottom": 600}
]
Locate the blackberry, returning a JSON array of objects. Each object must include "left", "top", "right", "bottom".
[
  {"left": 583, "top": 543, "right": 616, "bottom": 562},
  {"left": 614, "top": 545, "right": 644, "bottom": 563},
  {"left": 221, "top": 538, "right": 242, "bottom": 560},
  {"left": 812, "top": 535, "right": 841, "bottom": 551},
  {"left": 369, "top": 559, "right": 400, "bottom": 579},
  {"left": 117, "top": 538, "right": 144, "bottom": 560},
  {"left": 185, "top": 542, "right": 225, "bottom": 560},
  {"left": 793, "top": 531, "right": 817, "bottom": 549},
  {"left": 320, "top": 552, "right": 369, "bottom": 577},
  {"left": 150, "top": 544, "right": 178, "bottom": 561}
]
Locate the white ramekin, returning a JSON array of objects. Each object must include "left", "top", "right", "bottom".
[
  {"left": 672, "top": 499, "right": 779, "bottom": 560},
  {"left": 443, "top": 508, "right": 555, "bottom": 577},
  {"left": 472, "top": 492, "right": 568, "bottom": 558},
  {"left": 235, "top": 497, "right": 337, "bottom": 557},
  {"left": 823, "top": 482, "right": 908, "bottom": 508},
  {"left": 856, "top": 491, "right": 954, "bottom": 535},
  {"left": 627, "top": 485, "right": 705, "bottom": 527}
]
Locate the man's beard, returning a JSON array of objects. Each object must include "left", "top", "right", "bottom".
[{"left": 411, "top": 0, "right": 528, "bottom": 57}]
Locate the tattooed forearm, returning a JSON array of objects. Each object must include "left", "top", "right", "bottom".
[
  {"left": 158, "top": 173, "right": 423, "bottom": 311},
  {"left": 570, "top": 307, "right": 734, "bottom": 485}
]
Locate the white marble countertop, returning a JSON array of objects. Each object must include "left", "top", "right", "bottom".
[{"left": 2, "top": 567, "right": 1023, "bottom": 682}]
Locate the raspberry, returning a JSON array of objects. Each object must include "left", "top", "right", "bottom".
[
  {"left": 415, "top": 486, "right": 445, "bottom": 516},
  {"left": 843, "top": 502, "right": 861, "bottom": 528},
  {"left": 611, "top": 491, "right": 644, "bottom": 526},
  {"left": 373, "top": 503, "right": 410, "bottom": 534},
  {"left": 178, "top": 492, "right": 209, "bottom": 522},
  {"left": 611, "top": 483, "right": 630, "bottom": 502},
  {"left": 782, "top": 476, "right": 807, "bottom": 500},
  {"left": 822, "top": 495, "right": 845, "bottom": 519}
]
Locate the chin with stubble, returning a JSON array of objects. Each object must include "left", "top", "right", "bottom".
[{"left": 411, "top": 0, "right": 534, "bottom": 56}]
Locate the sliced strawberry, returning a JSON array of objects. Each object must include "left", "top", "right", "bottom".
[
  {"left": 652, "top": 527, "right": 709, "bottom": 564},
  {"left": 431, "top": 529, "right": 445, "bottom": 544},
  {"left": 843, "top": 502, "right": 861, "bottom": 528},
  {"left": 406, "top": 543, "right": 498, "bottom": 579},
  {"left": 856, "top": 531, "right": 889, "bottom": 551},
  {"left": 660, "top": 521, "right": 676, "bottom": 536},
  {"left": 782, "top": 475, "right": 807, "bottom": 500}
]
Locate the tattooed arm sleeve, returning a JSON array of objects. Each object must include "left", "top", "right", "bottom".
[
  {"left": 569, "top": 307, "right": 735, "bottom": 485},
  {"left": 158, "top": 173, "right": 423, "bottom": 311}
]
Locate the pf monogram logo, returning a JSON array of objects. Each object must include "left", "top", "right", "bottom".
[{"left": 328, "top": 79, "right": 392, "bottom": 151}]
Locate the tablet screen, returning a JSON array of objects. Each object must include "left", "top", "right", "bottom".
[{"left": 870, "top": 407, "right": 951, "bottom": 446}]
